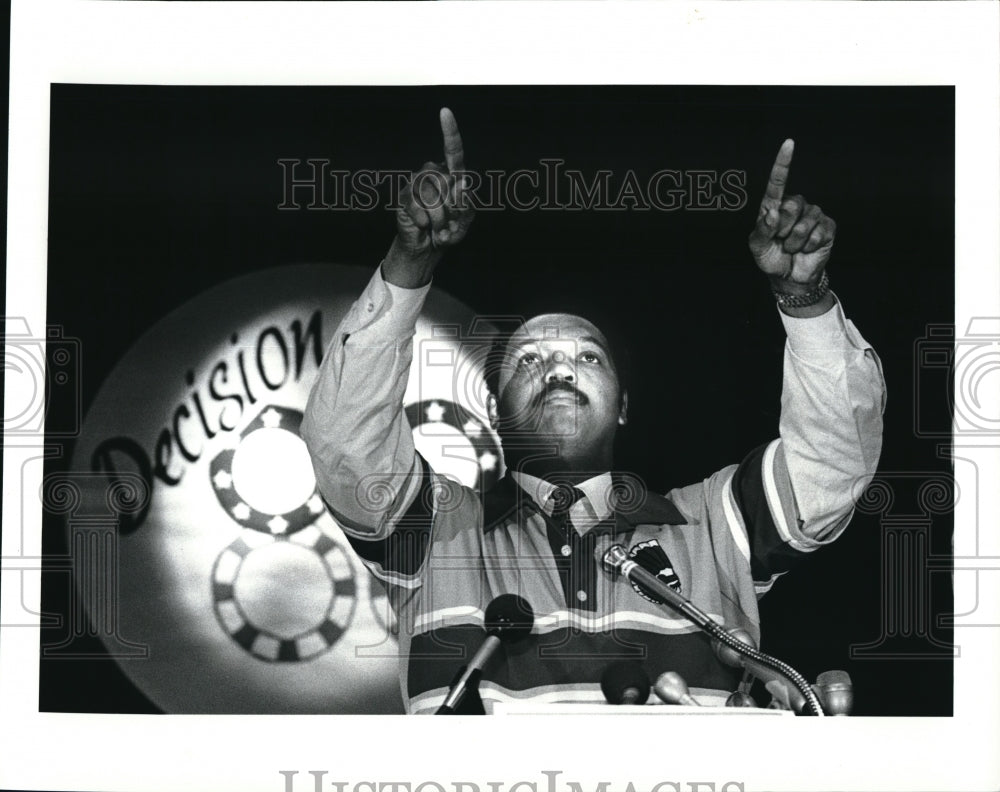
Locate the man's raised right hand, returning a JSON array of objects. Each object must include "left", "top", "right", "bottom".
[{"left": 383, "top": 108, "right": 474, "bottom": 288}]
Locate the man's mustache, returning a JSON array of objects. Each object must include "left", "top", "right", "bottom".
[{"left": 532, "top": 380, "right": 589, "bottom": 408}]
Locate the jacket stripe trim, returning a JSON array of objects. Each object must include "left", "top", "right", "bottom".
[
  {"left": 721, "top": 472, "right": 752, "bottom": 565},
  {"left": 412, "top": 607, "right": 726, "bottom": 636},
  {"left": 406, "top": 626, "right": 740, "bottom": 700},
  {"left": 762, "top": 440, "right": 821, "bottom": 552},
  {"left": 341, "top": 455, "right": 435, "bottom": 578}
]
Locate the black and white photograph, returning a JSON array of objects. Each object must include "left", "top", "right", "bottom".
[
  {"left": 3, "top": 3, "right": 999, "bottom": 792},
  {"left": 38, "top": 82, "right": 954, "bottom": 719}
]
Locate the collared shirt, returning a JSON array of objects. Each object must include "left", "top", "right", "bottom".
[
  {"left": 301, "top": 264, "right": 886, "bottom": 713},
  {"left": 510, "top": 470, "right": 614, "bottom": 535}
]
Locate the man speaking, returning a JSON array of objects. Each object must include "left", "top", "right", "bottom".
[{"left": 301, "top": 108, "right": 885, "bottom": 714}]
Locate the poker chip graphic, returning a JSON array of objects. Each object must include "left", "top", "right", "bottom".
[
  {"left": 405, "top": 399, "right": 501, "bottom": 491},
  {"left": 206, "top": 404, "right": 360, "bottom": 660},
  {"left": 209, "top": 406, "right": 323, "bottom": 537},
  {"left": 627, "top": 539, "right": 683, "bottom": 603},
  {"left": 66, "top": 262, "right": 495, "bottom": 712},
  {"left": 211, "top": 524, "right": 357, "bottom": 662}
]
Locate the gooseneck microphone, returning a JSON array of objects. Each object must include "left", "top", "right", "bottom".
[
  {"left": 601, "top": 544, "right": 825, "bottom": 716},
  {"left": 436, "top": 594, "right": 534, "bottom": 715},
  {"left": 601, "top": 545, "right": 719, "bottom": 631},
  {"left": 601, "top": 661, "right": 651, "bottom": 705},
  {"left": 712, "top": 627, "right": 805, "bottom": 713}
]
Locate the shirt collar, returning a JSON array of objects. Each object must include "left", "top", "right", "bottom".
[
  {"left": 482, "top": 472, "right": 687, "bottom": 533},
  {"left": 509, "top": 470, "right": 615, "bottom": 521}
]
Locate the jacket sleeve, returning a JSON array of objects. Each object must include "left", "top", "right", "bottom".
[
  {"left": 726, "top": 296, "right": 887, "bottom": 590},
  {"left": 301, "top": 265, "right": 438, "bottom": 590}
]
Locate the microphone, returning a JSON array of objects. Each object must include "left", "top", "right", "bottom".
[
  {"left": 436, "top": 594, "right": 534, "bottom": 715},
  {"left": 814, "top": 670, "right": 854, "bottom": 716},
  {"left": 725, "top": 691, "right": 758, "bottom": 708},
  {"left": 765, "top": 679, "right": 794, "bottom": 710},
  {"left": 711, "top": 627, "right": 807, "bottom": 714},
  {"left": 712, "top": 627, "right": 758, "bottom": 668},
  {"left": 601, "top": 661, "right": 651, "bottom": 705},
  {"left": 600, "top": 545, "right": 718, "bottom": 631},
  {"left": 602, "top": 543, "right": 825, "bottom": 716},
  {"left": 653, "top": 671, "right": 701, "bottom": 706}
]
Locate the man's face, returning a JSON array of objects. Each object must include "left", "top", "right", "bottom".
[{"left": 491, "top": 313, "right": 627, "bottom": 469}]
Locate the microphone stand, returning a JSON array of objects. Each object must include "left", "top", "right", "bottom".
[
  {"left": 434, "top": 594, "right": 535, "bottom": 715},
  {"left": 436, "top": 665, "right": 485, "bottom": 715},
  {"left": 602, "top": 544, "right": 826, "bottom": 716}
]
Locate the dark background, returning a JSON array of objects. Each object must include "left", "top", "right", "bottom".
[{"left": 40, "top": 84, "right": 954, "bottom": 715}]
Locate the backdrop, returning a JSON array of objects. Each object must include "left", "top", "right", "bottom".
[{"left": 39, "top": 85, "right": 955, "bottom": 715}]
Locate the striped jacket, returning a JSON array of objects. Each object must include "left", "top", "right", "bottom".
[{"left": 301, "top": 266, "right": 885, "bottom": 713}]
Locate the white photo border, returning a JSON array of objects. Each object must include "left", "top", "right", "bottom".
[{"left": 3, "top": 2, "right": 999, "bottom": 791}]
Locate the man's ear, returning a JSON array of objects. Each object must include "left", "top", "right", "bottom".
[
  {"left": 487, "top": 392, "right": 499, "bottom": 430},
  {"left": 618, "top": 390, "right": 629, "bottom": 426}
]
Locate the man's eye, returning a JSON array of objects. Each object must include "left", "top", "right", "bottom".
[
  {"left": 580, "top": 351, "right": 601, "bottom": 364},
  {"left": 518, "top": 353, "right": 540, "bottom": 368}
]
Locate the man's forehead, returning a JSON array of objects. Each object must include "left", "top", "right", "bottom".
[{"left": 507, "top": 313, "right": 611, "bottom": 348}]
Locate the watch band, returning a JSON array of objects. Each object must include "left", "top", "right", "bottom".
[{"left": 772, "top": 271, "right": 830, "bottom": 308}]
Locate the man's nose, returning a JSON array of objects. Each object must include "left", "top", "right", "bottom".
[{"left": 544, "top": 350, "right": 575, "bottom": 383}]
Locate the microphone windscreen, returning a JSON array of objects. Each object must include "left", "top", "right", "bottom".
[
  {"left": 816, "top": 670, "right": 852, "bottom": 688},
  {"left": 601, "top": 660, "right": 651, "bottom": 705},
  {"left": 725, "top": 691, "right": 758, "bottom": 708},
  {"left": 815, "top": 670, "right": 854, "bottom": 715},
  {"left": 484, "top": 594, "right": 535, "bottom": 643},
  {"left": 654, "top": 670, "right": 695, "bottom": 705}
]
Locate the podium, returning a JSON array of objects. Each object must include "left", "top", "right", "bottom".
[{"left": 491, "top": 703, "right": 793, "bottom": 716}]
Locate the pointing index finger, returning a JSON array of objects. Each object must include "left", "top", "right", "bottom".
[
  {"left": 439, "top": 107, "right": 465, "bottom": 174},
  {"left": 760, "top": 138, "right": 794, "bottom": 214}
]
